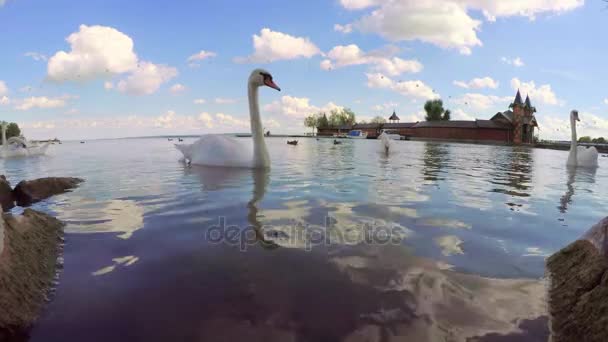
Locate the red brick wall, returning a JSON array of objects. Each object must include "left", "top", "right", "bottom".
[{"left": 413, "top": 127, "right": 510, "bottom": 142}]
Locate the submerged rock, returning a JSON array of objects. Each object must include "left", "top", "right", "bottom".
[
  {"left": 547, "top": 217, "right": 608, "bottom": 342},
  {"left": 0, "top": 209, "right": 64, "bottom": 340},
  {"left": 0, "top": 176, "right": 13, "bottom": 211},
  {"left": 12, "top": 177, "right": 83, "bottom": 207}
]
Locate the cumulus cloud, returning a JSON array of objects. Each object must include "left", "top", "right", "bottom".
[
  {"left": 501, "top": 56, "right": 524, "bottom": 67},
  {"left": 116, "top": 62, "right": 178, "bottom": 95},
  {"left": 338, "top": 0, "right": 582, "bottom": 54},
  {"left": 104, "top": 81, "right": 114, "bottom": 90},
  {"left": 603, "top": 98, "right": 608, "bottom": 105},
  {"left": 24, "top": 52, "right": 48, "bottom": 62},
  {"left": 0, "top": 81, "right": 7, "bottom": 96},
  {"left": 452, "top": 108, "right": 475, "bottom": 120},
  {"left": 453, "top": 77, "right": 499, "bottom": 89},
  {"left": 0, "top": 96, "right": 9, "bottom": 105},
  {"left": 334, "top": 24, "right": 353, "bottom": 33},
  {"left": 193, "top": 98, "right": 206, "bottom": 104},
  {"left": 537, "top": 112, "right": 608, "bottom": 140},
  {"left": 169, "top": 83, "right": 187, "bottom": 94},
  {"left": 320, "top": 44, "right": 422, "bottom": 76},
  {"left": 264, "top": 95, "right": 343, "bottom": 118},
  {"left": 511, "top": 78, "right": 561, "bottom": 105},
  {"left": 215, "top": 97, "right": 238, "bottom": 104},
  {"left": 64, "top": 108, "right": 79, "bottom": 115},
  {"left": 14, "top": 95, "right": 72, "bottom": 111},
  {"left": 198, "top": 112, "right": 214, "bottom": 128},
  {"left": 371, "top": 102, "right": 399, "bottom": 111},
  {"left": 215, "top": 113, "right": 249, "bottom": 127},
  {"left": 187, "top": 50, "right": 217, "bottom": 62},
  {"left": 366, "top": 73, "right": 438, "bottom": 99},
  {"left": 47, "top": 25, "right": 138, "bottom": 81},
  {"left": 452, "top": 93, "right": 511, "bottom": 110},
  {"left": 46, "top": 25, "right": 177, "bottom": 95},
  {"left": 235, "top": 28, "right": 321, "bottom": 63}
]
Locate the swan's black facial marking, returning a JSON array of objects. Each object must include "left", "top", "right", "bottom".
[{"left": 260, "top": 71, "right": 281, "bottom": 91}]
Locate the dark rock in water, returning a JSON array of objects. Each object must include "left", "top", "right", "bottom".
[
  {"left": 0, "top": 176, "right": 14, "bottom": 211},
  {"left": 12, "top": 177, "right": 83, "bottom": 207},
  {"left": 0, "top": 209, "right": 65, "bottom": 340},
  {"left": 546, "top": 217, "right": 608, "bottom": 342}
]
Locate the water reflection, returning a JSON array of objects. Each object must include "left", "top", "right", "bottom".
[
  {"left": 559, "top": 167, "right": 597, "bottom": 213},
  {"left": 489, "top": 146, "right": 533, "bottom": 198},
  {"left": 421, "top": 142, "right": 450, "bottom": 185}
]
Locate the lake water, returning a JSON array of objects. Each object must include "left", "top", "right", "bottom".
[{"left": 2, "top": 137, "right": 607, "bottom": 341}]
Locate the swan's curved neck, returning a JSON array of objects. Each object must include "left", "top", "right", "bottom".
[
  {"left": 1, "top": 123, "right": 6, "bottom": 149},
  {"left": 248, "top": 83, "right": 269, "bottom": 168},
  {"left": 567, "top": 116, "right": 577, "bottom": 166}
]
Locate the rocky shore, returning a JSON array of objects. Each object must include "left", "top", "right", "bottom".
[{"left": 0, "top": 176, "right": 84, "bottom": 341}]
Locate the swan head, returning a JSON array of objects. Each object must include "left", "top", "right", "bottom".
[
  {"left": 249, "top": 69, "right": 280, "bottom": 91},
  {"left": 570, "top": 110, "right": 580, "bottom": 122}
]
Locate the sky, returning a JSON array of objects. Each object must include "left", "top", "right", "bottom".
[{"left": 0, "top": 0, "right": 607, "bottom": 140}]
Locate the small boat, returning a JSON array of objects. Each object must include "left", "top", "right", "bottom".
[
  {"left": 80, "top": 141, "right": 85, "bottom": 144},
  {"left": 178, "top": 138, "right": 184, "bottom": 142},
  {"left": 287, "top": 140, "right": 298, "bottom": 146},
  {"left": 333, "top": 140, "right": 342, "bottom": 145},
  {"left": 379, "top": 129, "right": 401, "bottom": 140},
  {"left": 347, "top": 130, "right": 368, "bottom": 139}
]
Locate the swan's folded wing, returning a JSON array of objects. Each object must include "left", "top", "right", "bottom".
[{"left": 186, "top": 135, "right": 253, "bottom": 167}]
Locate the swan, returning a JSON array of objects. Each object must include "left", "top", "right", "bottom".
[
  {"left": 175, "top": 69, "right": 280, "bottom": 168},
  {"left": 567, "top": 110, "right": 598, "bottom": 168},
  {"left": 0, "top": 123, "right": 50, "bottom": 158},
  {"left": 379, "top": 132, "right": 391, "bottom": 154}
]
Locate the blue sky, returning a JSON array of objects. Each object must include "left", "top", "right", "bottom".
[{"left": 0, "top": 0, "right": 607, "bottom": 140}]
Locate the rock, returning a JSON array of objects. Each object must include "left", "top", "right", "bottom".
[
  {"left": 0, "top": 176, "right": 13, "bottom": 211},
  {"left": 546, "top": 217, "right": 608, "bottom": 342},
  {"left": 0, "top": 209, "right": 65, "bottom": 340},
  {"left": 12, "top": 177, "right": 83, "bottom": 207}
]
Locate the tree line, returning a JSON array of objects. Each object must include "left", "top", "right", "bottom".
[{"left": 578, "top": 136, "right": 606, "bottom": 144}]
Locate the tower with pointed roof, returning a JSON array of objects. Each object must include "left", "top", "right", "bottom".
[
  {"left": 510, "top": 89, "right": 524, "bottom": 144},
  {"left": 388, "top": 110, "right": 400, "bottom": 123}
]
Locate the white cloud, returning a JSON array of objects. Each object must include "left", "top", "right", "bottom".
[
  {"left": 338, "top": 1, "right": 582, "bottom": 54},
  {"left": 104, "top": 81, "right": 114, "bottom": 90},
  {"left": 47, "top": 25, "right": 138, "bottom": 81},
  {"left": 117, "top": 62, "right": 178, "bottom": 95},
  {"left": 603, "top": 98, "right": 608, "bottom": 105},
  {"left": 193, "top": 98, "right": 206, "bottom": 104},
  {"left": 264, "top": 118, "right": 281, "bottom": 129},
  {"left": 334, "top": 24, "right": 353, "bottom": 33},
  {"left": 24, "top": 52, "right": 48, "bottom": 61},
  {"left": 501, "top": 56, "right": 524, "bottom": 67},
  {"left": 169, "top": 83, "right": 186, "bottom": 94},
  {"left": 0, "top": 81, "right": 7, "bottom": 95},
  {"left": 343, "top": 1, "right": 482, "bottom": 55},
  {"left": 198, "top": 112, "right": 214, "bottom": 128},
  {"left": 236, "top": 28, "right": 321, "bottom": 63},
  {"left": 453, "top": 77, "right": 499, "bottom": 89},
  {"left": 14, "top": 95, "right": 71, "bottom": 111},
  {"left": 511, "top": 78, "right": 561, "bottom": 105},
  {"left": 452, "top": 108, "right": 475, "bottom": 120},
  {"left": 321, "top": 44, "right": 422, "bottom": 76},
  {"left": 371, "top": 102, "right": 399, "bottom": 111},
  {"left": 215, "top": 97, "right": 238, "bottom": 104},
  {"left": 537, "top": 112, "right": 608, "bottom": 140},
  {"left": 187, "top": 50, "right": 217, "bottom": 62},
  {"left": 64, "top": 108, "right": 79, "bottom": 115},
  {"left": 0, "top": 0, "right": 6, "bottom": 6},
  {"left": 366, "top": 73, "right": 438, "bottom": 99},
  {"left": 0, "top": 96, "right": 9, "bottom": 105},
  {"left": 264, "top": 95, "right": 343, "bottom": 118},
  {"left": 215, "top": 113, "right": 249, "bottom": 127},
  {"left": 452, "top": 93, "right": 511, "bottom": 110}
]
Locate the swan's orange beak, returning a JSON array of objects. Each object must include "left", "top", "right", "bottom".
[{"left": 264, "top": 79, "right": 281, "bottom": 91}]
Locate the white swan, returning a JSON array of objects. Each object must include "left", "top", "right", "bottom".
[
  {"left": 567, "top": 110, "right": 598, "bottom": 168},
  {"left": 0, "top": 123, "right": 50, "bottom": 158},
  {"left": 379, "top": 132, "right": 391, "bottom": 154},
  {"left": 175, "top": 69, "right": 280, "bottom": 168}
]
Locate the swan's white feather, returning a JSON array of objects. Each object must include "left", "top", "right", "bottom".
[
  {"left": 379, "top": 132, "right": 391, "bottom": 153},
  {"left": 577, "top": 145, "right": 599, "bottom": 168},
  {"left": 175, "top": 135, "right": 253, "bottom": 168}
]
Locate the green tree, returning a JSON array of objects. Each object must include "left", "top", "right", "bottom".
[
  {"left": 370, "top": 116, "right": 386, "bottom": 124},
  {"left": 328, "top": 108, "right": 356, "bottom": 126},
  {"left": 424, "top": 99, "right": 451, "bottom": 121},
  {"left": 317, "top": 113, "right": 329, "bottom": 128},
  {"left": 578, "top": 136, "right": 592, "bottom": 143},
  {"left": 591, "top": 137, "right": 606, "bottom": 144},
  {"left": 304, "top": 114, "right": 318, "bottom": 134}
]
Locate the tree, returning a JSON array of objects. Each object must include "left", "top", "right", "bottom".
[
  {"left": 424, "top": 99, "right": 450, "bottom": 121},
  {"left": 328, "top": 108, "right": 356, "bottom": 127},
  {"left": 578, "top": 136, "right": 592, "bottom": 143},
  {"left": 1, "top": 121, "right": 21, "bottom": 139},
  {"left": 317, "top": 113, "right": 329, "bottom": 128},
  {"left": 370, "top": 116, "right": 386, "bottom": 124},
  {"left": 592, "top": 137, "right": 606, "bottom": 144},
  {"left": 303, "top": 114, "right": 318, "bottom": 134}
]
